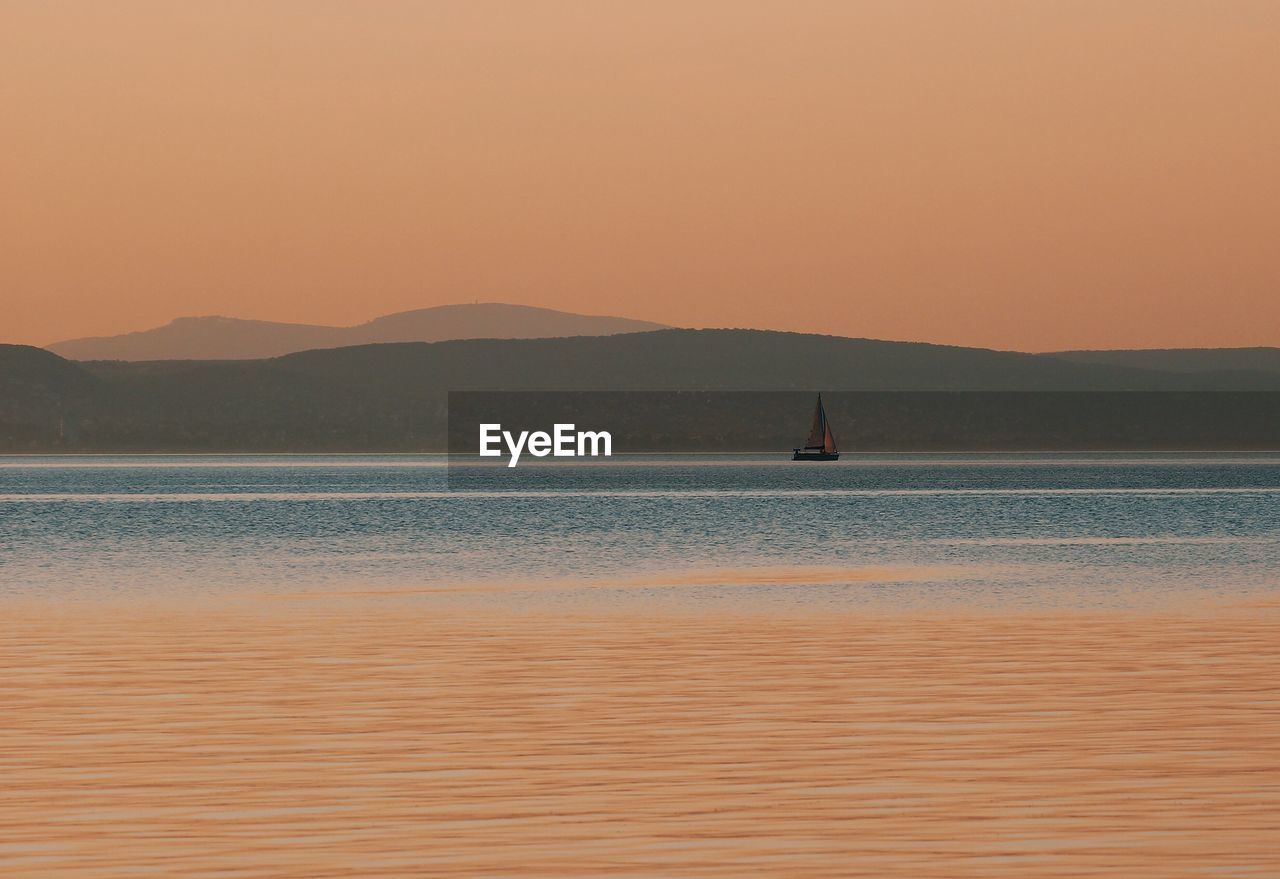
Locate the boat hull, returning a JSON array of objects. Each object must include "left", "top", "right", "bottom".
[{"left": 792, "top": 450, "right": 839, "bottom": 461}]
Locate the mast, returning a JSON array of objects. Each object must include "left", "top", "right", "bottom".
[
  {"left": 818, "top": 395, "right": 837, "bottom": 453},
  {"left": 804, "top": 394, "right": 826, "bottom": 450},
  {"left": 803, "top": 394, "right": 837, "bottom": 453}
]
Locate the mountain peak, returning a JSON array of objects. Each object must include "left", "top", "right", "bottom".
[{"left": 46, "top": 303, "right": 670, "bottom": 361}]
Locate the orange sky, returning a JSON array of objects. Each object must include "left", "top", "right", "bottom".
[{"left": 3, "top": 1, "right": 1278, "bottom": 351}]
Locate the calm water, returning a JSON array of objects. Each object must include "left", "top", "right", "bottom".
[{"left": 2, "top": 453, "right": 1278, "bottom": 608}]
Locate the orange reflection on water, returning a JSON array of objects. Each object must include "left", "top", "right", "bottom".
[{"left": 2, "top": 595, "right": 1278, "bottom": 877}]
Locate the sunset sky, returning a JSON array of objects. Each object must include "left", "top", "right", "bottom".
[{"left": 3, "top": 1, "right": 1278, "bottom": 351}]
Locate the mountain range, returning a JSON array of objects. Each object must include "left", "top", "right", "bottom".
[
  {"left": 4, "top": 327, "right": 1279, "bottom": 451},
  {"left": 46, "top": 303, "right": 669, "bottom": 361},
  {"left": 43, "top": 304, "right": 1280, "bottom": 381}
]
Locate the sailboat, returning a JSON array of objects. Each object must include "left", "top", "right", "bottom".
[{"left": 792, "top": 393, "right": 839, "bottom": 461}]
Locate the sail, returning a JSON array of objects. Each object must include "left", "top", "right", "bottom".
[
  {"left": 822, "top": 415, "right": 837, "bottom": 453},
  {"left": 804, "top": 397, "right": 826, "bottom": 449},
  {"left": 803, "top": 394, "right": 838, "bottom": 452}
]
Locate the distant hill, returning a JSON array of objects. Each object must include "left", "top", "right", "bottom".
[
  {"left": 0, "top": 344, "right": 101, "bottom": 395},
  {"left": 260, "top": 330, "right": 1280, "bottom": 393},
  {"left": 0, "top": 344, "right": 103, "bottom": 447},
  {"left": 45, "top": 303, "right": 670, "bottom": 361},
  {"left": 4, "top": 331, "right": 1280, "bottom": 451},
  {"left": 1045, "top": 347, "right": 1280, "bottom": 374}
]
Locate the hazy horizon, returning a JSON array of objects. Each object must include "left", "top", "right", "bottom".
[
  {"left": 5, "top": 2, "right": 1278, "bottom": 351},
  {"left": 24, "top": 300, "right": 1280, "bottom": 355}
]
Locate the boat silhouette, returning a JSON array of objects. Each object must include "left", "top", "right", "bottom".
[{"left": 792, "top": 394, "right": 839, "bottom": 461}]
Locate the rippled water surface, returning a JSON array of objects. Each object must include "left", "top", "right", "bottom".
[
  {"left": 5, "top": 454, "right": 1279, "bottom": 878},
  {"left": 1, "top": 453, "right": 1277, "bottom": 606}
]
